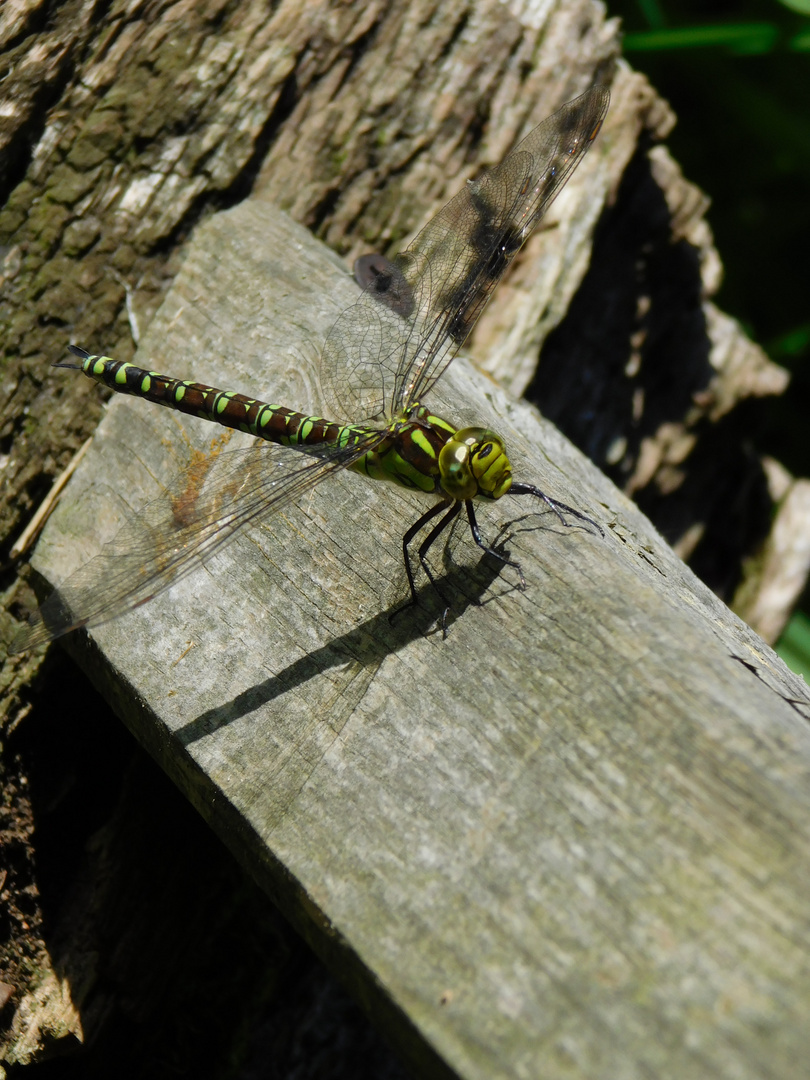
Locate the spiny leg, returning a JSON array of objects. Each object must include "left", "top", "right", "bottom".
[
  {"left": 464, "top": 486, "right": 604, "bottom": 596},
  {"left": 509, "top": 482, "right": 605, "bottom": 538},
  {"left": 415, "top": 501, "right": 464, "bottom": 636},
  {"left": 400, "top": 500, "right": 453, "bottom": 603},
  {"left": 392, "top": 499, "right": 459, "bottom": 635},
  {"left": 464, "top": 500, "right": 526, "bottom": 589}
]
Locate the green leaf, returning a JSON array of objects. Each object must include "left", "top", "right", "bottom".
[
  {"left": 624, "top": 23, "right": 780, "bottom": 53},
  {"left": 777, "top": 0, "right": 810, "bottom": 15},
  {"left": 777, "top": 611, "right": 810, "bottom": 683}
]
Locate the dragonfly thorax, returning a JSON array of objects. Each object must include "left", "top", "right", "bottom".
[{"left": 438, "top": 426, "right": 513, "bottom": 502}]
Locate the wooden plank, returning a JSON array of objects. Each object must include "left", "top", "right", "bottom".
[{"left": 26, "top": 200, "right": 810, "bottom": 1080}]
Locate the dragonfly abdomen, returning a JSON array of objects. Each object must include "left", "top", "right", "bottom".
[{"left": 66, "top": 347, "right": 365, "bottom": 452}]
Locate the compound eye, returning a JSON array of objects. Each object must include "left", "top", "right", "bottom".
[
  {"left": 438, "top": 438, "right": 478, "bottom": 500},
  {"left": 471, "top": 434, "right": 512, "bottom": 499}
]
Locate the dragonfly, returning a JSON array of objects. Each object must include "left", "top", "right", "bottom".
[{"left": 11, "top": 86, "right": 609, "bottom": 654}]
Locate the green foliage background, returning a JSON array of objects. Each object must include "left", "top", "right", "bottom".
[{"left": 611, "top": 0, "right": 809, "bottom": 676}]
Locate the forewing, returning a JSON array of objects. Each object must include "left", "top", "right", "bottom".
[
  {"left": 320, "top": 86, "right": 608, "bottom": 422},
  {"left": 319, "top": 269, "right": 416, "bottom": 423},
  {"left": 11, "top": 434, "right": 383, "bottom": 652}
]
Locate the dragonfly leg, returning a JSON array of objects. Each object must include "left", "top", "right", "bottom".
[
  {"left": 509, "top": 483, "right": 605, "bottom": 538},
  {"left": 400, "top": 499, "right": 453, "bottom": 600},
  {"left": 391, "top": 499, "right": 459, "bottom": 636},
  {"left": 415, "top": 501, "right": 463, "bottom": 636},
  {"left": 464, "top": 500, "right": 526, "bottom": 590}
]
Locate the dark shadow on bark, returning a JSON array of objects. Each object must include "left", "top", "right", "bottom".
[{"left": 528, "top": 139, "right": 771, "bottom": 600}]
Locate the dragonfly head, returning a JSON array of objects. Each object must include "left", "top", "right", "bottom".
[{"left": 439, "top": 427, "right": 513, "bottom": 502}]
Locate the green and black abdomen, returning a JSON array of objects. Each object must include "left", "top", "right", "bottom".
[{"left": 70, "top": 350, "right": 354, "bottom": 452}]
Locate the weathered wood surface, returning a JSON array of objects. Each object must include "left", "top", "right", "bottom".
[{"left": 24, "top": 200, "right": 810, "bottom": 1080}]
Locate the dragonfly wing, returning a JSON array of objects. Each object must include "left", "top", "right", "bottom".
[
  {"left": 321, "top": 86, "right": 608, "bottom": 422},
  {"left": 319, "top": 270, "right": 415, "bottom": 423},
  {"left": 11, "top": 434, "right": 383, "bottom": 652}
]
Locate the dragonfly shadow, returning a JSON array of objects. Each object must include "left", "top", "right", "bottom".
[
  {"left": 176, "top": 558, "right": 504, "bottom": 748},
  {"left": 494, "top": 508, "right": 603, "bottom": 546}
]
